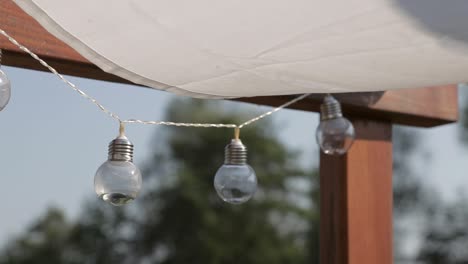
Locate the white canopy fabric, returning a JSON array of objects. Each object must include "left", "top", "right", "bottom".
[{"left": 13, "top": 0, "right": 468, "bottom": 98}]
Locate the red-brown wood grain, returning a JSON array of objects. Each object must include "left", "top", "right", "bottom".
[
  {"left": 320, "top": 120, "right": 393, "bottom": 264},
  {"left": 239, "top": 86, "right": 458, "bottom": 127},
  {"left": 0, "top": 0, "right": 133, "bottom": 83}
]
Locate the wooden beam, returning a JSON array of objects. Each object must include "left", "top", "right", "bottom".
[
  {"left": 0, "top": 0, "right": 458, "bottom": 127},
  {"left": 238, "top": 87, "right": 457, "bottom": 127},
  {"left": 320, "top": 119, "right": 393, "bottom": 264},
  {"left": 0, "top": 0, "right": 133, "bottom": 84}
]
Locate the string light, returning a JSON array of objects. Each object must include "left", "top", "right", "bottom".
[
  {"left": 94, "top": 123, "right": 142, "bottom": 206},
  {"left": 214, "top": 128, "right": 257, "bottom": 204},
  {"left": 0, "top": 49, "right": 11, "bottom": 110},
  {"left": 316, "top": 95, "right": 355, "bottom": 155},
  {"left": 0, "top": 28, "right": 314, "bottom": 205}
]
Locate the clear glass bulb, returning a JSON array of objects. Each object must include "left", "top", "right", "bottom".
[
  {"left": 214, "top": 164, "right": 257, "bottom": 204},
  {"left": 0, "top": 69, "right": 11, "bottom": 110},
  {"left": 94, "top": 160, "right": 142, "bottom": 206},
  {"left": 316, "top": 117, "right": 355, "bottom": 155}
]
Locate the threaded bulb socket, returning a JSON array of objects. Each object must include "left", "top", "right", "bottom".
[
  {"left": 108, "top": 136, "right": 134, "bottom": 162},
  {"left": 320, "top": 95, "right": 343, "bottom": 121},
  {"left": 224, "top": 139, "right": 247, "bottom": 165}
]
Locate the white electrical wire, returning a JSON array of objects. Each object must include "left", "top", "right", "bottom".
[
  {"left": 0, "top": 28, "right": 310, "bottom": 130},
  {"left": 0, "top": 29, "right": 122, "bottom": 121},
  {"left": 238, "top": 94, "right": 309, "bottom": 128}
]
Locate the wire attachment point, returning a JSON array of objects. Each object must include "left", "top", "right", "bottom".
[
  {"left": 234, "top": 127, "right": 240, "bottom": 140},
  {"left": 119, "top": 122, "right": 126, "bottom": 138}
]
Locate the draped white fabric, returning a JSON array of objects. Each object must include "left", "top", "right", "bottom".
[{"left": 13, "top": 0, "right": 468, "bottom": 98}]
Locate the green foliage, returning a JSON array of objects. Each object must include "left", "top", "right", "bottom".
[
  {"left": 0, "top": 208, "right": 70, "bottom": 264},
  {"left": 417, "top": 196, "right": 468, "bottom": 263},
  {"left": 415, "top": 85, "right": 468, "bottom": 263},
  {"left": 392, "top": 126, "right": 427, "bottom": 258},
  {"left": 0, "top": 99, "right": 317, "bottom": 264},
  {"left": 393, "top": 127, "right": 425, "bottom": 215}
]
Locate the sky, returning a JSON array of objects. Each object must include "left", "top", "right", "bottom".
[{"left": 0, "top": 66, "right": 467, "bottom": 250}]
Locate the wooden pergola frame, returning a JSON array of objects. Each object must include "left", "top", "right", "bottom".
[{"left": 0, "top": 1, "right": 459, "bottom": 263}]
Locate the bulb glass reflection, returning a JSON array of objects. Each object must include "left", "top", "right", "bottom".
[
  {"left": 214, "top": 164, "right": 257, "bottom": 204},
  {"left": 94, "top": 160, "right": 142, "bottom": 206},
  {"left": 316, "top": 117, "right": 355, "bottom": 155},
  {"left": 0, "top": 69, "right": 11, "bottom": 110}
]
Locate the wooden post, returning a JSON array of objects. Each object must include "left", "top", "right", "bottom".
[{"left": 320, "top": 119, "right": 393, "bottom": 264}]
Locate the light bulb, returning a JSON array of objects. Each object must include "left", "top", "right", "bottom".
[
  {"left": 0, "top": 68, "right": 11, "bottom": 111},
  {"left": 214, "top": 138, "right": 257, "bottom": 204},
  {"left": 316, "top": 95, "right": 355, "bottom": 155},
  {"left": 94, "top": 135, "right": 142, "bottom": 206}
]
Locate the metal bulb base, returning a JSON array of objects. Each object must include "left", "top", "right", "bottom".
[
  {"left": 108, "top": 136, "right": 134, "bottom": 162},
  {"left": 224, "top": 139, "right": 247, "bottom": 165},
  {"left": 320, "top": 95, "right": 342, "bottom": 120}
]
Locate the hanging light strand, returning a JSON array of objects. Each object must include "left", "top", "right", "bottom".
[
  {"left": 0, "top": 29, "right": 122, "bottom": 121},
  {"left": 0, "top": 28, "right": 309, "bottom": 129},
  {"left": 238, "top": 93, "right": 309, "bottom": 128}
]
